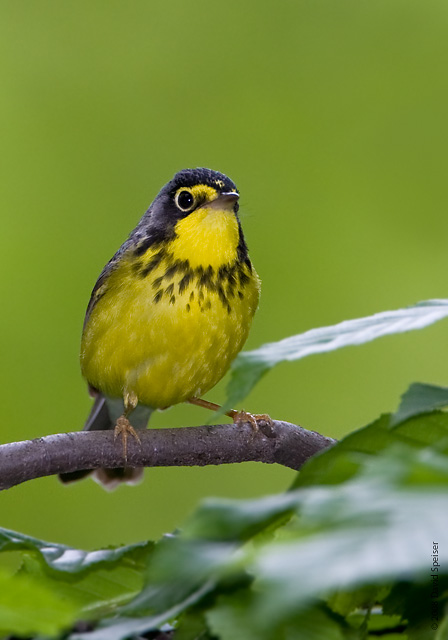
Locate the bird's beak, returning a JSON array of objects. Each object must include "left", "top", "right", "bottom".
[{"left": 206, "top": 191, "right": 239, "bottom": 211}]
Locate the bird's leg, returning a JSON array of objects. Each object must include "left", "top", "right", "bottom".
[
  {"left": 187, "top": 397, "right": 226, "bottom": 414},
  {"left": 114, "top": 391, "right": 142, "bottom": 462},
  {"left": 188, "top": 397, "right": 273, "bottom": 432}
]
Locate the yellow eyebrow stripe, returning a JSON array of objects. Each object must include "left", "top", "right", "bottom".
[{"left": 175, "top": 184, "right": 219, "bottom": 203}]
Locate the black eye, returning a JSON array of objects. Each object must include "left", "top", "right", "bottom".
[{"left": 176, "top": 190, "right": 195, "bottom": 211}]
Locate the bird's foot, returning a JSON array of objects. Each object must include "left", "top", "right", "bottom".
[
  {"left": 230, "top": 410, "right": 274, "bottom": 432},
  {"left": 187, "top": 397, "right": 273, "bottom": 432},
  {"left": 114, "top": 416, "right": 141, "bottom": 462}
]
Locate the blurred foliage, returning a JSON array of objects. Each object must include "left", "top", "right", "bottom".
[
  {"left": 1, "top": 394, "right": 447, "bottom": 638},
  {"left": 1, "top": 0, "right": 448, "bottom": 548},
  {"left": 224, "top": 300, "right": 448, "bottom": 411}
]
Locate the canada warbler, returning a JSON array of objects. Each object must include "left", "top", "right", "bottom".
[{"left": 59, "top": 168, "right": 260, "bottom": 488}]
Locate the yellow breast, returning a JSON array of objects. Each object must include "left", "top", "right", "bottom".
[{"left": 80, "top": 207, "right": 260, "bottom": 409}]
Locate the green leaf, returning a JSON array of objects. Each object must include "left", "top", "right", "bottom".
[
  {"left": 175, "top": 609, "right": 212, "bottom": 640},
  {"left": 0, "top": 567, "right": 78, "bottom": 636},
  {"left": 206, "top": 590, "right": 262, "bottom": 640},
  {"left": 223, "top": 299, "right": 448, "bottom": 410},
  {"left": 0, "top": 527, "right": 152, "bottom": 573},
  {"left": 12, "top": 409, "right": 443, "bottom": 640},
  {"left": 206, "top": 592, "right": 354, "bottom": 640},
  {"left": 283, "top": 606, "right": 356, "bottom": 640},
  {"left": 79, "top": 446, "right": 448, "bottom": 640},
  {"left": 292, "top": 409, "right": 448, "bottom": 490},
  {"left": 70, "top": 582, "right": 212, "bottom": 640},
  {"left": 252, "top": 448, "right": 448, "bottom": 627},
  {"left": 181, "top": 493, "right": 297, "bottom": 541},
  {"left": 20, "top": 548, "right": 147, "bottom": 617},
  {"left": 383, "top": 578, "right": 448, "bottom": 639},
  {"left": 113, "top": 494, "right": 299, "bottom": 622},
  {"left": 391, "top": 382, "right": 448, "bottom": 426},
  {"left": 328, "top": 585, "right": 390, "bottom": 617},
  {"left": 291, "top": 414, "right": 396, "bottom": 489},
  {"left": 346, "top": 610, "right": 404, "bottom": 634},
  {"left": 0, "top": 530, "right": 153, "bottom": 637}
]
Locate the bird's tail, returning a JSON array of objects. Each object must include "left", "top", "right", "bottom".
[{"left": 58, "top": 392, "right": 144, "bottom": 490}]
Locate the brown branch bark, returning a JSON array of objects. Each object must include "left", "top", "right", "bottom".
[{"left": 0, "top": 420, "right": 336, "bottom": 490}]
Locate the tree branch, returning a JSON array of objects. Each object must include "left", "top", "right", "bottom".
[{"left": 0, "top": 420, "right": 336, "bottom": 490}]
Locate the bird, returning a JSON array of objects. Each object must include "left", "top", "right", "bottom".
[{"left": 59, "top": 168, "right": 261, "bottom": 489}]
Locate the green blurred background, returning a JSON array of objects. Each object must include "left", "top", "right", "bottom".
[{"left": 1, "top": 0, "right": 448, "bottom": 549}]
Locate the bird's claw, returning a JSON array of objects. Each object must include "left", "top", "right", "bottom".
[
  {"left": 114, "top": 416, "right": 142, "bottom": 462},
  {"left": 232, "top": 411, "right": 274, "bottom": 432}
]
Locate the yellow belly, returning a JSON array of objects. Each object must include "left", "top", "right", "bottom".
[{"left": 80, "top": 252, "right": 260, "bottom": 409}]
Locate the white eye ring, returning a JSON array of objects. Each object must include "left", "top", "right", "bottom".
[{"left": 175, "top": 190, "right": 195, "bottom": 212}]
